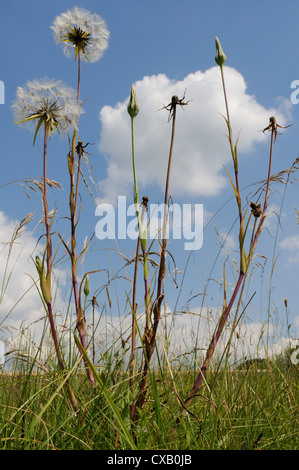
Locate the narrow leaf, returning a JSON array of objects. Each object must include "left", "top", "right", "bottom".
[{"left": 74, "top": 333, "right": 137, "bottom": 450}]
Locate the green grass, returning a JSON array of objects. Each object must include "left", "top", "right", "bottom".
[{"left": 0, "top": 354, "right": 297, "bottom": 450}]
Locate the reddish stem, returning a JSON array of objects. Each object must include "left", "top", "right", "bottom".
[
  {"left": 43, "top": 125, "right": 79, "bottom": 413},
  {"left": 69, "top": 48, "right": 95, "bottom": 386}
]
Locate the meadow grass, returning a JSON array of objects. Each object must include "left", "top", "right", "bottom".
[{"left": 0, "top": 352, "right": 297, "bottom": 450}]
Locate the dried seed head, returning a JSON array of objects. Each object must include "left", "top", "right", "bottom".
[
  {"left": 142, "top": 196, "right": 149, "bottom": 210},
  {"left": 250, "top": 202, "right": 262, "bottom": 218}
]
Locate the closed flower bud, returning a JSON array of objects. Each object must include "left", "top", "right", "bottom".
[
  {"left": 127, "top": 84, "right": 139, "bottom": 119},
  {"left": 84, "top": 275, "right": 90, "bottom": 298},
  {"left": 215, "top": 36, "right": 227, "bottom": 67}
]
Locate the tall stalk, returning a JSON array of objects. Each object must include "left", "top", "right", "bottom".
[
  {"left": 12, "top": 78, "right": 82, "bottom": 413},
  {"left": 128, "top": 90, "right": 188, "bottom": 423},
  {"left": 183, "top": 38, "right": 288, "bottom": 410},
  {"left": 40, "top": 124, "right": 79, "bottom": 413},
  {"left": 129, "top": 196, "right": 148, "bottom": 420},
  {"left": 51, "top": 7, "right": 109, "bottom": 384},
  {"left": 129, "top": 235, "right": 140, "bottom": 419},
  {"left": 68, "top": 50, "right": 95, "bottom": 386}
]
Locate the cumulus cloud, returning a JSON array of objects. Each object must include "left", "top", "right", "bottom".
[
  {"left": 0, "top": 211, "right": 69, "bottom": 359},
  {"left": 0, "top": 212, "right": 40, "bottom": 328},
  {"left": 98, "top": 66, "right": 289, "bottom": 206},
  {"left": 86, "top": 305, "right": 298, "bottom": 366},
  {"left": 280, "top": 234, "right": 299, "bottom": 263}
]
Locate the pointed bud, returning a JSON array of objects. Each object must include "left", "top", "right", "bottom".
[
  {"left": 127, "top": 84, "right": 139, "bottom": 119},
  {"left": 35, "top": 256, "right": 52, "bottom": 304},
  {"left": 215, "top": 37, "right": 227, "bottom": 67},
  {"left": 84, "top": 275, "right": 90, "bottom": 298}
]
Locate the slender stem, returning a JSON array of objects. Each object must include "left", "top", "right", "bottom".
[
  {"left": 157, "top": 103, "right": 177, "bottom": 311},
  {"left": 133, "top": 102, "right": 178, "bottom": 422},
  {"left": 131, "top": 117, "right": 138, "bottom": 204},
  {"left": 68, "top": 48, "right": 95, "bottom": 386},
  {"left": 130, "top": 199, "right": 148, "bottom": 421},
  {"left": 74, "top": 50, "right": 82, "bottom": 213},
  {"left": 220, "top": 66, "right": 242, "bottom": 222},
  {"left": 221, "top": 64, "right": 245, "bottom": 274},
  {"left": 186, "top": 272, "right": 245, "bottom": 404},
  {"left": 184, "top": 124, "right": 276, "bottom": 409},
  {"left": 92, "top": 299, "right": 96, "bottom": 364},
  {"left": 251, "top": 128, "right": 274, "bottom": 253},
  {"left": 129, "top": 235, "right": 140, "bottom": 420},
  {"left": 129, "top": 113, "right": 151, "bottom": 423},
  {"left": 43, "top": 125, "right": 79, "bottom": 413},
  {"left": 131, "top": 117, "right": 150, "bottom": 324},
  {"left": 43, "top": 125, "right": 52, "bottom": 284},
  {"left": 129, "top": 113, "right": 151, "bottom": 422},
  {"left": 77, "top": 50, "right": 81, "bottom": 106}
]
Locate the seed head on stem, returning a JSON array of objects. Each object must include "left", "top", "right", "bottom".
[
  {"left": 51, "top": 7, "right": 110, "bottom": 63},
  {"left": 12, "top": 78, "right": 82, "bottom": 143},
  {"left": 12, "top": 78, "right": 80, "bottom": 412}
]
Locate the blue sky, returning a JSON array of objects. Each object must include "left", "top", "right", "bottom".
[{"left": 1, "top": 0, "right": 299, "bottom": 360}]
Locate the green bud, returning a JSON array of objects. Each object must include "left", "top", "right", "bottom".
[
  {"left": 215, "top": 36, "right": 227, "bottom": 67},
  {"left": 127, "top": 84, "right": 139, "bottom": 119},
  {"left": 35, "top": 256, "right": 52, "bottom": 304},
  {"left": 83, "top": 275, "right": 90, "bottom": 298},
  {"left": 35, "top": 256, "right": 43, "bottom": 278}
]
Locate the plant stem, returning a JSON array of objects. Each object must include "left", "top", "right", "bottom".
[
  {"left": 157, "top": 102, "right": 177, "bottom": 301},
  {"left": 133, "top": 100, "right": 177, "bottom": 422},
  {"left": 42, "top": 125, "right": 79, "bottom": 413},
  {"left": 129, "top": 113, "right": 151, "bottom": 422},
  {"left": 251, "top": 128, "right": 274, "bottom": 253},
  {"left": 184, "top": 123, "right": 276, "bottom": 409},
  {"left": 43, "top": 125, "right": 52, "bottom": 283},
  {"left": 69, "top": 49, "right": 94, "bottom": 386},
  {"left": 77, "top": 49, "right": 81, "bottom": 106},
  {"left": 220, "top": 66, "right": 241, "bottom": 219},
  {"left": 129, "top": 235, "right": 140, "bottom": 420},
  {"left": 92, "top": 296, "right": 96, "bottom": 364}
]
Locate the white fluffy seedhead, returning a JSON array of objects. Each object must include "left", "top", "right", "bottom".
[
  {"left": 12, "top": 78, "right": 83, "bottom": 138},
  {"left": 51, "top": 7, "right": 110, "bottom": 63}
]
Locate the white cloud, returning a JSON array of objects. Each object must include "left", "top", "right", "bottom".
[
  {"left": 280, "top": 234, "right": 299, "bottom": 263},
  {"left": 86, "top": 304, "right": 298, "bottom": 366},
  {"left": 280, "top": 234, "right": 299, "bottom": 250},
  {"left": 0, "top": 211, "right": 70, "bottom": 357},
  {"left": 98, "top": 67, "right": 289, "bottom": 206}
]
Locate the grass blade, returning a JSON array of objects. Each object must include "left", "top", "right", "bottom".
[{"left": 74, "top": 333, "right": 137, "bottom": 450}]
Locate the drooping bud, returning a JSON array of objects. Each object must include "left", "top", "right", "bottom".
[
  {"left": 215, "top": 37, "right": 227, "bottom": 67},
  {"left": 127, "top": 84, "right": 139, "bottom": 119}
]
